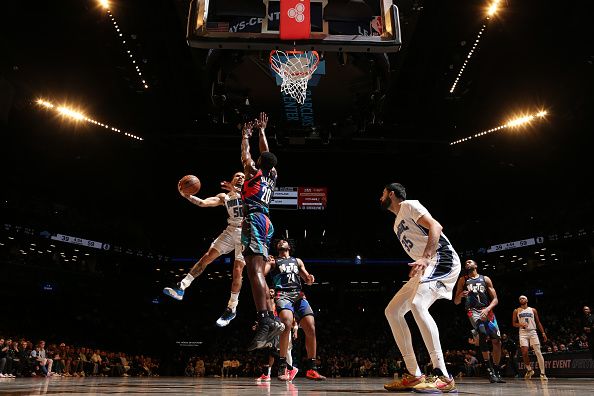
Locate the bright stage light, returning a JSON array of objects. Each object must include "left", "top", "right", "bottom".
[
  {"left": 450, "top": 0, "right": 505, "bottom": 94},
  {"left": 57, "top": 106, "right": 86, "bottom": 121},
  {"left": 35, "top": 98, "right": 144, "bottom": 141},
  {"left": 487, "top": 0, "right": 501, "bottom": 17},
  {"left": 98, "top": 2, "right": 148, "bottom": 90},
  {"left": 450, "top": 110, "right": 548, "bottom": 146}
]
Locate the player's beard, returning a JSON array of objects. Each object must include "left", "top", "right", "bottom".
[{"left": 381, "top": 196, "right": 392, "bottom": 211}]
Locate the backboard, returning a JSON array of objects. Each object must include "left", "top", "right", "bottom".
[{"left": 187, "top": 0, "right": 401, "bottom": 53}]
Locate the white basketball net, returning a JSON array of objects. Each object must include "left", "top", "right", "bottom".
[{"left": 270, "top": 50, "right": 319, "bottom": 105}]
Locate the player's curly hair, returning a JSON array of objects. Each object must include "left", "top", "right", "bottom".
[
  {"left": 385, "top": 183, "right": 406, "bottom": 200},
  {"left": 259, "top": 151, "right": 277, "bottom": 171}
]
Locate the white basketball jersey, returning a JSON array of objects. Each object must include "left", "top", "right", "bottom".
[
  {"left": 393, "top": 200, "right": 459, "bottom": 282},
  {"left": 517, "top": 307, "right": 537, "bottom": 332},
  {"left": 224, "top": 191, "right": 243, "bottom": 227}
]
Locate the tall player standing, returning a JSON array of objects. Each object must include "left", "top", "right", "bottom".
[
  {"left": 454, "top": 259, "right": 505, "bottom": 383},
  {"left": 513, "top": 295, "right": 548, "bottom": 380},
  {"left": 163, "top": 172, "right": 247, "bottom": 327},
  {"left": 240, "top": 112, "right": 285, "bottom": 351},
  {"left": 380, "top": 183, "right": 461, "bottom": 393}
]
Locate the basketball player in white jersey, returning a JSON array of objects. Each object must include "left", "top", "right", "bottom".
[
  {"left": 163, "top": 172, "right": 247, "bottom": 327},
  {"left": 512, "top": 295, "right": 548, "bottom": 380},
  {"left": 380, "top": 183, "right": 461, "bottom": 393}
]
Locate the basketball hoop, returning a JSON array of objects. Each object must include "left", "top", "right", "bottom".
[{"left": 269, "top": 50, "right": 320, "bottom": 105}]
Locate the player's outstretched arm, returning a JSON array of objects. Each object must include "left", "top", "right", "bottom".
[
  {"left": 297, "top": 258, "right": 315, "bottom": 285},
  {"left": 255, "top": 112, "right": 270, "bottom": 153},
  {"left": 241, "top": 122, "right": 257, "bottom": 177},
  {"left": 181, "top": 188, "right": 225, "bottom": 207}
]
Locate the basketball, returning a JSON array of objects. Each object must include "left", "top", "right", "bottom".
[{"left": 179, "top": 175, "right": 201, "bottom": 195}]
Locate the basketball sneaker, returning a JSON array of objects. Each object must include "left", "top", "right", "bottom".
[
  {"left": 540, "top": 373, "right": 548, "bottom": 381},
  {"left": 248, "top": 317, "right": 285, "bottom": 351},
  {"left": 163, "top": 286, "right": 184, "bottom": 300},
  {"left": 524, "top": 368, "right": 534, "bottom": 379},
  {"left": 487, "top": 368, "right": 498, "bottom": 383},
  {"left": 413, "top": 375, "right": 457, "bottom": 393},
  {"left": 306, "top": 369, "right": 326, "bottom": 380},
  {"left": 276, "top": 366, "right": 298, "bottom": 381},
  {"left": 256, "top": 374, "right": 271, "bottom": 382},
  {"left": 384, "top": 373, "right": 426, "bottom": 391},
  {"left": 216, "top": 307, "right": 236, "bottom": 327}
]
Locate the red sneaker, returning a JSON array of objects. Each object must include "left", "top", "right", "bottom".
[
  {"left": 306, "top": 369, "right": 326, "bottom": 381},
  {"left": 287, "top": 367, "right": 299, "bottom": 381},
  {"left": 255, "top": 374, "right": 271, "bottom": 382}
]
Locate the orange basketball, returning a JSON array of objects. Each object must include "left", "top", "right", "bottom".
[{"left": 179, "top": 175, "right": 201, "bottom": 195}]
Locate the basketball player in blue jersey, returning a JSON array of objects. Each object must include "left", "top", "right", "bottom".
[
  {"left": 266, "top": 239, "right": 326, "bottom": 381},
  {"left": 513, "top": 295, "right": 548, "bottom": 380},
  {"left": 454, "top": 259, "right": 505, "bottom": 383},
  {"left": 163, "top": 172, "right": 248, "bottom": 327},
  {"left": 380, "top": 183, "right": 461, "bottom": 393},
  {"left": 240, "top": 112, "right": 285, "bottom": 351}
]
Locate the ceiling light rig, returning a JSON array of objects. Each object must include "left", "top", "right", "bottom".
[
  {"left": 450, "top": 110, "right": 548, "bottom": 146},
  {"left": 36, "top": 98, "right": 144, "bottom": 141},
  {"left": 98, "top": 0, "right": 148, "bottom": 90},
  {"left": 449, "top": 0, "right": 502, "bottom": 94}
]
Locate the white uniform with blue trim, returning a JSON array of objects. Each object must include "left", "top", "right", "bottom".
[{"left": 393, "top": 200, "right": 461, "bottom": 299}]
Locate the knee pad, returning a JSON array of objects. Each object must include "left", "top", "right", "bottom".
[{"left": 478, "top": 332, "right": 490, "bottom": 352}]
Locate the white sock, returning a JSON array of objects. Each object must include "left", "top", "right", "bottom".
[
  {"left": 267, "top": 366, "right": 271, "bottom": 376},
  {"left": 403, "top": 354, "right": 422, "bottom": 377},
  {"left": 179, "top": 274, "right": 194, "bottom": 290},
  {"left": 227, "top": 292, "right": 239, "bottom": 311}
]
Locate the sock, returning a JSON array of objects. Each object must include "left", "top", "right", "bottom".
[
  {"left": 308, "top": 358, "right": 317, "bottom": 371},
  {"left": 267, "top": 365, "right": 271, "bottom": 376},
  {"left": 227, "top": 292, "right": 239, "bottom": 311},
  {"left": 403, "top": 354, "right": 423, "bottom": 377},
  {"left": 279, "top": 357, "right": 293, "bottom": 371},
  {"left": 179, "top": 274, "right": 194, "bottom": 290},
  {"left": 486, "top": 357, "right": 495, "bottom": 373}
]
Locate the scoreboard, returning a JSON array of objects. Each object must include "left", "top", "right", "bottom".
[{"left": 270, "top": 187, "right": 327, "bottom": 210}]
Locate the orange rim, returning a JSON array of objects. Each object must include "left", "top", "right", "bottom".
[{"left": 269, "top": 50, "right": 320, "bottom": 76}]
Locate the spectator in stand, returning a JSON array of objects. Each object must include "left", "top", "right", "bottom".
[
  {"left": 31, "top": 341, "right": 53, "bottom": 376},
  {"left": 464, "top": 353, "right": 478, "bottom": 377},
  {"left": 500, "top": 334, "right": 519, "bottom": 378},
  {"left": 195, "top": 357, "right": 205, "bottom": 377},
  {"left": 583, "top": 306, "right": 594, "bottom": 360},
  {"left": 90, "top": 349, "right": 102, "bottom": 375},
  {"left": 120, "top": 353, "right": 130, "bottom": 376},
  {"left": 230, "top": 357, "right": 240, "bottom": 378},
  {"left": 0, "top": 338, "right": 14, "bottom": 378}
]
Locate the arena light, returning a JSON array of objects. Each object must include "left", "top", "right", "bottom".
[
  {"left": 98, "top": 0, "right": 149, "bottom": 89},
  {"left": 450, "top": 1, "right": 504, "bottom": 94},
  {"left": 486, "top": 0, "right": 501, "bottom": 17},
  {"left": 450, "top": 110, "right": 548, "bottom": 146},
  {"left": 36, "top": 98, "right": 144, "bottom": 141}
]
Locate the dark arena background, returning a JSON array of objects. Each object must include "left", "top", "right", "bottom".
[{"left": 1, "top": 0, "right": 594, "bottom": 394}]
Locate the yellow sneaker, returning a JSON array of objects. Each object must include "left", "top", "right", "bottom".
[
  {"left": 384, "top": 373, "right": 426, "bottom": 391},
  {"left": 540, "top": 373, "right": 548, "bottom": 381},
  {"left": 524, "top": 369, "right": 534, "bottom": 379},
  {"left": 413, "top": 376, "right": 457, "bottom": 393}
]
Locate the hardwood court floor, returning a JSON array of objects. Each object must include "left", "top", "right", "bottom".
[{"left": 0, "top": 376, "right": 592, "bottom": 395}]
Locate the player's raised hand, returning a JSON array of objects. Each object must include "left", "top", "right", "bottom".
[
  {"left": 220, "top": 180, "right": 238, "bottom": 192},
  {"left": 255, "top": 112, "right": 268, "bottom": 131},
  {"left": 242, "top": 121, "right": 253, "bottom": 138},
  {"left": 178, "top": 181, "right": 192, "bottom": 198}
]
